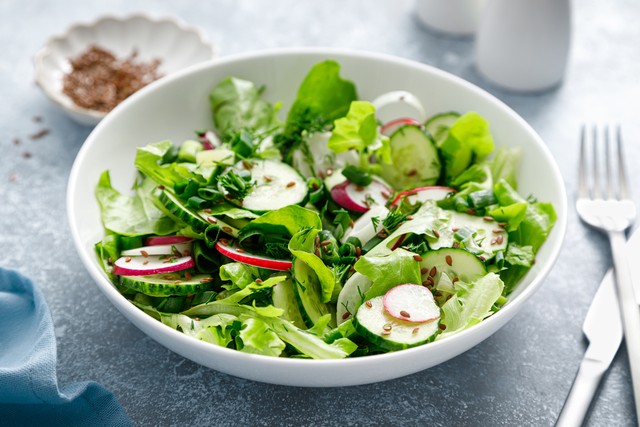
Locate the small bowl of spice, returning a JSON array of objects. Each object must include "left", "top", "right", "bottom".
[{"left": 34, "top": 14, "right": 215, "bottom": 126}]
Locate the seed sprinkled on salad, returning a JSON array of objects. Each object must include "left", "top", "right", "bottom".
[
  {"left": 413, "top": 255, "right": 423, "bottom": 262},
  {"left": 445, "top": 255, "right": 453, "bottom": 266},
  {"left": 399, "top": 310, "right": 411, "bottom": 318}
]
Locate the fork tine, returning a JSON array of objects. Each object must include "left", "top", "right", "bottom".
[
  {"left": 591, "top": 125, "right": 601, "bottom": 199},
  {"left": 604, "top": 125, "right": 613, "bottom": 199},
  {"left": 617, "top": 125, "right": 630, "bottom": 200},
  {"left": 578, "top": 125, "right": 588, "bottom": 198}
]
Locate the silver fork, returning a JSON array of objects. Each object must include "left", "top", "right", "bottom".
[{"left": 575, "top": 125, "right": 640, "bottom": 423}]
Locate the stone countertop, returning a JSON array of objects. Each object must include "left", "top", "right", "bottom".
[{"left": 1, "top": 0, "right": 639, "bottom": 425}]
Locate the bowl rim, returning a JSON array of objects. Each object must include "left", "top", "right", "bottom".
[
  {"left": 67, "top": 47, "right": 568, "bottom": 373},
  {"left": 34, "top": 12, "right": 216, "bottom": 122}
]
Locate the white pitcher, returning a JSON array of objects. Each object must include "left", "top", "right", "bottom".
[
  {"left": 415, "top": 0, "right": 488, "bottom": 37},
  {"left": 475, "top": 0, "right": 572, "bottom": 92}
]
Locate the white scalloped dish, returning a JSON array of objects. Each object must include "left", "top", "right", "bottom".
[{"left": 34, "top": 14, "right": 215, "bottom": 126}]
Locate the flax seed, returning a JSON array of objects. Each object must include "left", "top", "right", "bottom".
[
  {"left": 412, "top": 327, "right": 420, "bottom": 334},
  {"left": 406, "top": 168, "right": 417, "bottom": 177},
  {"left": 421, "top": 267, "right": 429, "bottom": 275},
  {"left": 400, "top": 310, "right": 411, "bottom": 318},
  {"left": 466, "top": 208, "right": 476, "bottom": 215},
  {"left": 451, "top": 227, "right": 460, "bottom": 232},
  {"left": 433, "top": 229, "right": 440, "bottom": 238},
  {"left": 185, "top": 271, "right": 192, "bottom": 281},
  {"left": 483, "top": 216, "right": 493, "bottom": 221},
  {"left": 222, "top": 226, "right": 233, "bottom": 234},
  {"left": 255, "top": 278, "right": 263, "bottom": 283},
  {"left": 413, "top": 254, "right": 423, "bottom": 262},
  {"left": 445, "top": 255, "right": 452, "bottom": 266},
  {"left": 452, "top": 277, "right": 459, "bottom": 283},
  {"left": 492, "top": 229, "right": 503, "bottom": 234},
  {"left": 141, "top": 250, "right": 149, "bottom": 257},
  {"left": 496, "top": 235, "right": 504, "bottom": 244},
  {"left": 365, "top": 300, "right": 373, "bottom": 308},
  {"left": 236, "top": 247, "right": 245, "bottom": 253},
  {"left": 342, "top": 312, "right": 350, "bottom": 320},
  {"left": 383, "top": 324, "right": 392, "bottom": 331},
  {"left": 355, "top": 247, "right": 362, "bottom": 257},
  {"left": 381, "top": 191, "right": 390, "bottom": 199},
  {"left": 320, "top": 240, "right": 331, "bottom": 247},
  {"left": 207, "top": 216, "right": 217, "bottom": 224},
  {"left": 286, "top": 181, "right": 296, "bottom": 188},
  {"left": 264, "top": 175, "right": 272, "bottom": 182},
  {"left": 125, "top": 257, "right": 132, "bottom": 263},
  {"left": 355, "top": 185, "right": 364, "bottom": 192},
  {"left": 429, "top": 266, "right": 437, "bottom": 277}
]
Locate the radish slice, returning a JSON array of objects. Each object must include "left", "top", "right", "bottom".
[
  {"left": 121, "top": 242, "right": 193, "bottom": 257},
  {"left": 145, "top": 236, "right": 193, "bottom": 246},
  {"left": 331, "top": 178, "right": 392, "bottom": 213},
  {"left": 380, "top": 117, "right": 422, "bottom": 136},
  {"left": 342, "top": 205, "right": 389, "bottom": 245},
  {"left": 372, "top": 91, "right": 427, "bottom": 125},
  {"left": 112, "top": 254, "right": 195, "bottom": 276},
  {"left": 383, "top": 284, "right": 440, "bottom": 323},
  {"left": 390, "top": 186, "right": 456, "bottom": 207},
  {"left": 215, "top": 240, "right": 292, "bottom": 271}
]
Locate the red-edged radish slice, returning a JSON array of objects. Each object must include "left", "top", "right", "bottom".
[
  {"left": 380, "top": 118, "right": 422, "bottom": 136},
  {"left": 121, "top": 242, "right": 193, "bottom": 257},
  {"left": 372, "top": 90, "right": 427, "bottom": 124},
  {"left": 331, "top": 178, "right": 393, "bottom": 213},
  {"left": 215, "top": 240, "right": 292, "bottom": 271},
  {"left": 390, "top": 186, "right": 456, "bottom": 207},
  {"left": 145, "top": 235, "right": 193, "bottom": 246},
  {"left": 112, "top": 254, "right": 195, "bottom": 276},
  {"left": 343, "top": 205, "right": 389, "bottom": 245},
  {"left": 383, "top": 284, "right": 440, "bottom": 323}
]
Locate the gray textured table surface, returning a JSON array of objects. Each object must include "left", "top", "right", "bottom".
[{"left": 1, "top": 0, "right": 639, "bottom": 426}]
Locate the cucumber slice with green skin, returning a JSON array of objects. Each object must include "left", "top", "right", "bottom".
[
  {"left": 429, "top": 211, "right": 508, "bottom": 259},
  {"left": 390, "top": 186, "right": 456, "bottom": 208},
  {"left": 292, "top": 258, "right": 335, "bottom": 328},
  {"left": 336, "top": 272, "right": 372, "bottom": 324},
  {"left": 272, "top": 277, "right": 305, "bottom": 328},
  {"left": 424, "top": 112, "right": 460, "bottom": 147},
  {"left": 158, "top": 189, "right": 209, "bottom": 233},
  {"left": 112, "top": 254, "right": 195, "bottom": 276},
  {"left": 331, "top": 177, "right": 392, "bottom": 213},
  {"left": 120, "top": 273, "right": 214, "bottom": 297},
  {"left": 421, "top": 248, "right": 487, "bottom": 288},
  {"left": 379, "top": 125, "right": 441, "bottom": 190},
  {"left": 121, "top": 242, "right": 193, "bottom": 257},
  {"left": 354, "top": 295, "right": 439, "bottom": 351},
  {"left": 215, "top": 239, "right": 292, "bottom": 271},
  {"left": 383, "top": 284, "right": 440, "bottom": 323},
  {"left": 238, "top": 159, "right": 307, "bottom": 212}
]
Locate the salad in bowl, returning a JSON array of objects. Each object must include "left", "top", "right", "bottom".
[{"left": 93, "top": 60, "right": 557, "bottom": 360}]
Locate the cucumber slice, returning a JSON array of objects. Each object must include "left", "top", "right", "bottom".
[
  {"left": 430, "top": 211, "right": 508, "bottom": 259},
  {"left": 239, "top": 159, "right": 307, "bottom": 212},
  {"left": 120, "top": 273, "right": 214, "bottom": 296},
  {"left": 272, "top": 277, "right": 305, "bottom": 328},
  {"left": 158, "top": 189, "right": 209, "bottom": 233},
  {"left": 196, "top": 148, "right": 235, "bottom": 166},
  {"left": 421, "top": 248, "right": 487, "bottom": 288},
  {"left": 292, "top": 258, "right": 335, "bottom": 328},
  {"left": 336, "top": 272, "right": 372, "bottom": 324},
  {"left": 424, "top": 112, "right": 460, "bottom": 147},
  {"left": 354, "top": 295, "right": 439, "bottom": 351},
  {"left": 379, "top": 125, "right": 441, "bottom": 190}
]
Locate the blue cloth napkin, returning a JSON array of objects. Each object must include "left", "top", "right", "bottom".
[{"left": 0, "top": 268, "right": 132, "bottom": 427}]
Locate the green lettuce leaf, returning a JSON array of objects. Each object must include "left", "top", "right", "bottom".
[
  {"left": 355, "top": 248, "right": 422, "bottom": 303},
  {"left": 437, "top": 272, "right": 504, "bottom": 340},
  {"left": 328, "top": 101, "right": 391, "bottom": 169},
  {"left": 209, "top": 77, "right": 279, "bottom": 141},
  {"left": 237, "top": 315, "right": 286, "bottom": 357},
  {"left": 219, "top": 262, "right": 260, "bottom": 289},
  {"left": 289, "top": 228, "right": 340, "bottom": 303},
  {"left": 440, "top": 112, "right": 495, "bottom": 181},
  {"left": 96, "top": 171, "right": 179, "bottom": 236}
]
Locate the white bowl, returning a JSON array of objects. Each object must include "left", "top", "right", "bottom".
[
  {"left": 67, "top": 48, "right": 567, "bottom": 387},
  {"left": 34, "top": 14, "right": 215, "bottom": 126}
]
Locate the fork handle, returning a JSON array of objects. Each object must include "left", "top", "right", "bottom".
[
  {"left": 556, "top": 356, "right": 607, "bottom": 427},
  {"left": 609, "top": 230, "right": 640, "bottom": 424}
]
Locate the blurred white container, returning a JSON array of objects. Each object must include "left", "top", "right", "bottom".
[
  {"left": 475, "top": 0, "right": 572, "bottom": 92},
  {"left": 415, "top": 0, "right": 487, "bottom": 37}
]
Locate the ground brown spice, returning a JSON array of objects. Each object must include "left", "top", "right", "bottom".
[{"left": 62, "top": 45, "right": 162, "bottom": 112}]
